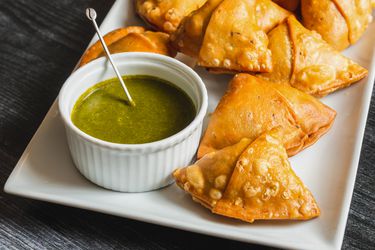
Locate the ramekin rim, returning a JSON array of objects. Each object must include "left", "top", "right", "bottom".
[{"left": 58, "top": 52, "right": 208, "bottom": 151}]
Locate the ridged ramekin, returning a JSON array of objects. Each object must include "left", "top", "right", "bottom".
[{"left": 58, "top": 52, "right": 207, "bottom": 192}]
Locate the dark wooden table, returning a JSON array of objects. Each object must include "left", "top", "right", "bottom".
[{"left": 0, "top": 1, "right": 374, "bottom": 249}]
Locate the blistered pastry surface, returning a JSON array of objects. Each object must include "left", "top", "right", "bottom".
[
  {"left": 197, "top": 0, "right": 273, "bottom": 73},
  {"left": 174, "top": 130, "right": 320, "bottom": 223},
  {"left": 198, "top": 74, "right": 336, "bottom": 158},
  {"left": 288, "top": 16, "right": 368, "bottom": 97},
  {"left": 213, "top": 130, "right": 320, "bottom": 222},
  {"left": 173, "top": 138, "right": 251, "bottom": 208},
  {"left": 171, "top": 0, "right": 224, "bottom": 58},
  {"left": 136, "top": 0, "right": 207, "bottom": 33}
]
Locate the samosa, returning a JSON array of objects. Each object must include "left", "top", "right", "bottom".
[
  {"left": 198, "top": 74, "right": 336, "bottom": 158},
  {"left": 197, "top": 0, "right": 290, "bottom": 73},
  {"left": 136, "top": 0, "right": 207, "bottom": 33},
  {"left": 174, "top": 129, "right": 320, "bottom": 222},
  {"left": 79, "top": 27, "right": 176, "bottom": 67},
  {"left": 260, "top": 16, "right": 368, "bottom": 97},
  {"left": 301, "top": 0, "right": 373, "bottom": 51}
]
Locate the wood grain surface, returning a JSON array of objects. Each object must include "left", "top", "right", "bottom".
[{"left": 0, "top": 0, "right": 374, "bottom": 249}]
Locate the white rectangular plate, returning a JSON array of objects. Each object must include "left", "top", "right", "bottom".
[{"left": 4, "top": 1, "right": 375, "bottom": 249}]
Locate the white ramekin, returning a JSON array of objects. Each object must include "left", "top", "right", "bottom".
[{"left": 58, "top": 52, "right": 207, "bottom": 192}]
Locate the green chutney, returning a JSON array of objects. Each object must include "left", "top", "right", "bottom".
[{"left": 71, "top": 75, "right": 196, "bottom": 144}]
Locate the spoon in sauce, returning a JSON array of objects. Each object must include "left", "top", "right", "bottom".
[{"left": 86, "top": 8, "right": 135, "bottom": 107}]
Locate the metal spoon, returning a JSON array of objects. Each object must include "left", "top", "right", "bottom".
[{"left": 86, "top": 8, "right": 135, "bottom": 107}]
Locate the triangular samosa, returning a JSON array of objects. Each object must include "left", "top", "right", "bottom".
[
  {"left": 136, "top": 0, "right": 208, "bottom": 33},
  {"left": 301, "top": 0, "right": 350, "bottom": 51},
  {"left": 174, "top": 129, "right": 320, "bottom": 222},
  {"left": 213, "top": 130, "right": 320, "bottom": 222},
  {"left": 197, "top": 0, "right": 290, "bottom": 73},
  {"left": 333, "top": 0, "right": 373, "bottom": 45},
  {"left": 79, "top": 27, "right": 176, "bottom": 67},
  {"left": 260, "top": 16, "right": 368, "bottom": 97},
  {"left": 171, "top": 0, "right": 224, "bottom": 58},
  {"left": 172, "top": 0, "right": 290, "bottom": 59},
  {"left": 80, "top": 27, "right": 144, "bottom": 67},
  {"left": 173, "top": 138, "right": 251, "bottom": 209},
  {"left": 198, "top": 74, "right": 336, "bottom": 158},
  {"left": 301, "top": 0, "right": 373, "bottom": 50}
]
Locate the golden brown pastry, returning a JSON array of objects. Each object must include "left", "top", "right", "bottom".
[
  {"left": 301, "top": 0, "right": 373, "bottom": 51},
  {"left": 272, "top": 0, "right": 300, "bottom": 11},
  {"left": 171, "top": 0, "right": 224, "bottom": 58},
  {"left": 255, "top": 0, "right": 292, "bottom": 32},
  {"left": 174, "top": 129, "right": 320, "bottom": 222},
  {"left": 172, "top": 0, "right": 290, "bottom": 60},
  {"left": 79, "top": 27, "right": 176, "bottom": 67},
  {"left": 197, "top": 73, "right": 336, "bottom": 158},
  {"left": 258, "top": 19, "right": 292, "bottom": 84},
  {"left": 213, "top": 130, "right": 320, "bottom": 222},
  {"left": 301, "top": 0, "right": 350, "bottom": 50},
  {"left": 197, "top": 0, "right": 290, "bottom": 73},
  {"left": 334, "top": 0, "right": 373, "bottom": 45},
  {"left": 173, "top": 138, "right": 251, "bottom": 209},
  {"left": 136, "top": 0, "right": 207, "bottom": 33},
  {"left": 260, "top": 16, "right": 368, "bottom": 97}
]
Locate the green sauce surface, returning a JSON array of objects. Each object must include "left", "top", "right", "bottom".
[{"left": 71, "top": 75, "right": 196, "bottom": 144}]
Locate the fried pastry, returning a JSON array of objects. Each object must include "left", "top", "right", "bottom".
[
  {"left": 171, "top": 0, "right": 224, "bottom": 58},
  {"left": 197, "top": 74, "right": 336, "bottom": 158},
  {"left": 272, "top": 0, "right": 300, "bottom": 11},
  {"left": 213, "top": 130, "right": 320, "bottom": 222},
  {"left": 334, "top": 0, "right": 373, "bottom": 45},
  {"left": 197, "top": 0, "right": 290, "bottom": 73},
  {"left": 172, "top": 0, "right": 290, "bottom": 60},
  {"left": 79, "top": 27, "right": 176, "bottom": 67},
  {"left": 174, "top": 130, "right": 320, "bottom": 222},
  {"left": 173, "top": 138, "right": 251, "bottom": 209},
  {"left": 136, "top": 0, "right": 207, "bottom": 33},
  {"left": 301, "top": 0, "right": 373, "bottom": 51},
  {"left": 255, "top": 0, "right": 292, "bottom": 32},
  {"left": 260, "top": 16, "right": 368, "bottom": 97}
]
